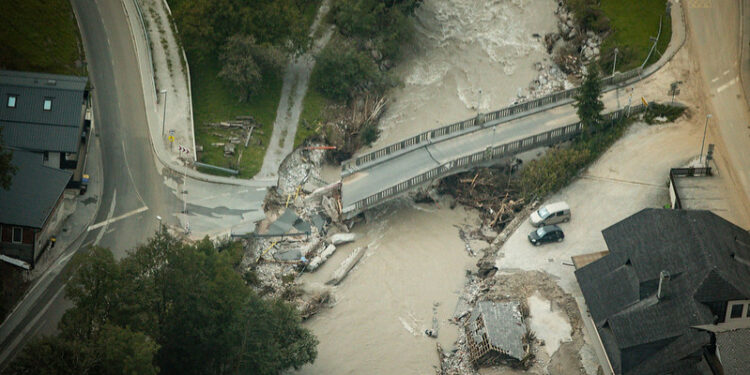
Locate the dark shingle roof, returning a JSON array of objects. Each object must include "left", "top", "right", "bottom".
[
  {"left": 715, "top": 329, "right": 750, "bottom": 375},
  {"left": 0, "top": 70, "right": 87, "bottom": 153},
  {"left": 575, "top": 209, "right": 750, "bottom": 375},
  {"left": 0, "top": 150, "right": 72, "bottom": 228}
]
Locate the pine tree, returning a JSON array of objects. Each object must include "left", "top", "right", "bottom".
[{"left": 573, "top": 64, "right": 604, "bottom": 136}]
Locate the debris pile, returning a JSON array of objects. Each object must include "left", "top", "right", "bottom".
[
  {"left": 438, "top": 167, "right": 525, "bottom": 232},
  {"left": 238, "top": 145, "right": 353, "bottom": 319}
]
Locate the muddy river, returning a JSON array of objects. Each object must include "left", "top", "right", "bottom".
[{"left": 300, "top": 0, "right": 558, "bottom": 373}]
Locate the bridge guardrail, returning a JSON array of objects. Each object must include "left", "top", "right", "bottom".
[
  {"left": 346, "top": 103, "right": 646, "bottom": 216},
  {"left": 341, "top": 67, "right": 643, "bottom": 175}
]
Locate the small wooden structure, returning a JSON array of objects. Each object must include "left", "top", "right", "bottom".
[{"left": 465, "top": 301, "right": 527, "bottom": 367}]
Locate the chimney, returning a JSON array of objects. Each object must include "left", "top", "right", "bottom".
[{"left": 657, "top": 270, "right": 670, "bottom": 300}]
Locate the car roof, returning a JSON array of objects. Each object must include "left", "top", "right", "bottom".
[
  {"left": 543, "top": 201, "right": 570, "bottom": 212},
  {"left": 541, "top": 224, "right": 562, "bottom": 232}
]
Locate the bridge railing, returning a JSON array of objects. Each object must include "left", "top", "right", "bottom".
[
  {"left": 346, "top": 104, "right": 646, "bottom": 216},
  {"left": 341, "top": 67, "right": 644, "bottom": 175}
]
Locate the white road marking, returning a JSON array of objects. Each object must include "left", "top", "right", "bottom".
[
  {"left": 122, "top": 140, "right": 146, "bottom": 206},
  {"left": 88, "top": 205, "right": 149, "bottom": 231},
  {"left": 256, "top": 187, "right": 267, "bottom": 191},
  {"left": 711, "top": 77, "right": 720, "bottom": 83},
  {"left": 723, "top": 69, "right": 731, "bottom": 76},
  {"left": 94, "top": 190, "right": 116, "bottom": 246},
  {"left": 717, "top": 78, "right": 738, "bottom": 93}
]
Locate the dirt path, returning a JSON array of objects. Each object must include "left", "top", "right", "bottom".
[{"left": 258, "top": 0, "right": 334, "bottom": 179}]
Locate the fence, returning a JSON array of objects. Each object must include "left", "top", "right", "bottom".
[
  {"left": 344, "top": 104, "right": 646, "bottom": 217},
  {"left": 341, "top": 67, "right": 644, "bottom": 175},
  {"left": 668, "top": 167, "right": 712, "bottom": 209}
]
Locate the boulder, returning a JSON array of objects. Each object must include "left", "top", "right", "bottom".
[{"left": 329, "top": 233, "right": 356, "bottom": 245}]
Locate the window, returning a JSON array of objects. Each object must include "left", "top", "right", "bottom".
[
  {"left": 43, "top": 98, "right": 52, "bottom": 111},
  {"left": 43, "top": 151, "right": 49, "bottom": 162},
  {"left": 12, "top": 227, "right": 22, "bottom": 243},
  {"left": 747, "top": 304, "right": 750, "bottom": 318},
  {"left": 730, "top": 303, "right": 744, "bottom": 319},
  {"left": 7, "top": 95, "right": 17, "bottom": 108}
]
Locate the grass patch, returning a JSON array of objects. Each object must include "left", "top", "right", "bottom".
[
  {"left": 295, "top": 88, "right": 331, "bottom": 147},
  {"left": 599, "top": 0, "right": 671, "bottom": 72},
  {"left": 0, "top": 0, "right": 85, "bottom": 75},
  {"left": 190, "top": 56, "right": 281, "bottom": 178}
]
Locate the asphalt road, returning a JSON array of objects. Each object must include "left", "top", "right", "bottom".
[
  {"left": 686, "top": 0, "right": 750, "bottom": 211},
  {"left": 0, "top": 0, "right": 180, "bottom": 366}
]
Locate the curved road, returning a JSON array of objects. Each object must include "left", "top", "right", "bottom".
[{"left": 0, "top": 0, "right": 180, "bottom": 366}]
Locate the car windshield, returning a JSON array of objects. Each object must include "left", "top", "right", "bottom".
[
  {"left": 536, "top": 227, "right": 546, "bottom": 237},
  {"left": 538, "top": 207, "right": 550, "bottom": 219}
]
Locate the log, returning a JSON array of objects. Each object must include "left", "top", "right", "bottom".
[{"left": 325, "top": 246, "right": 367, "bottom": 286}]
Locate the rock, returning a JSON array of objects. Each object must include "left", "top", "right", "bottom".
[
  {"left": 539, "top": 75, "right": 548, "bottom": 85},
  {"left": 559, "top": 22, "right": 570, "bottom": 36},
  {"left": 534, "top": 62, "right": 544, "bottom": 71},
  {"left": 320, "top": 244, "right": 336, "bottom": 259},
  {"left": 567, "top": 28, "right": 577, "bottom": 39},
  {"left": 274, "top": 249, "right": 301, "bottom": 262},
  {"left": 544, "top": 33, "right": 560, "bottom": 53},
  {"left": 586, "top": 30, "right": 596, "bottom": 38},
  {"left": 371, "top": 49, "right": 383, "bottom": 61},
  {"left": 329, "top": 232, "right": 356, "bottom": 245},
  {"left": 481, "top": 226, "right": 498, "bottom": 241}
]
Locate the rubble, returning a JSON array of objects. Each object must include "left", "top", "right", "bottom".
[{"left": 328, "top": 232, "right": 356, "bottom": 245}]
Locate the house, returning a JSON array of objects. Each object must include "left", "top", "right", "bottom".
[
  {"left": 0, "top": 70, "right": 90, "bottom": 180},
  {"left": 575, "top": 209, "right": 750, "bottom": 375},
  {"left": 465, "top": 301, "right": 528, "bottom": 367},
  {"left": 0, "top": 150, "right": 72, "bottom": 269}
]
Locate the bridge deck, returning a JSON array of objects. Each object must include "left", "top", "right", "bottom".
[{"left": 341, "top": 87, "right": 637, "bottom": 211}]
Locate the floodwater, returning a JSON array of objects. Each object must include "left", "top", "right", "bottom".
[
  {"left": 370, "top": 0, "right": 558, "bottom": 149},
  {"left": 300, "top": 0, "right": 559, "bottom": 373},
  {"left": 298, "top": 202, "right": 478, "bottom": 374}
]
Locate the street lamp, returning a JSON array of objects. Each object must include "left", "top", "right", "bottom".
[
  {"left": 612, "top": 48, "right": 619, "bottom": 77},
  {"left": 700, "top": 114, "right": 712, "bottom": 164},
  {"left": 156, "top": 215, "right": 163, "bottom": 232},
  {"left": 160, "top": 89, "right": 168, "bottom": 136}
]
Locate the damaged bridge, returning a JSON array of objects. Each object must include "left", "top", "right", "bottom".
[{"left": 340, "top": 78, "right": 648, "bottom": 218}]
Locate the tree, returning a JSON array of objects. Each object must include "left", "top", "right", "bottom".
[
  {"left": 5, "top": 230, "right": 318, "bottom": 375},
  {"left": 573, "top": 64, "right": 604, "bottom": 136},
  {"left": 312, "top": 39, "right": 384, "bottom": 101},
  {"left": 0, "top": 127, "right": 16, "bottom": 190},
  {"left": 219, "top": 34, "right": 284, "bottom": 102}
]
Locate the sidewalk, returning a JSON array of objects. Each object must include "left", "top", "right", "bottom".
[
  {"left": 258, "top": 0, "right": 334, "bottom": 178},
  {"left": 120, "top": 0, "right": 274, "bottom": 187}
]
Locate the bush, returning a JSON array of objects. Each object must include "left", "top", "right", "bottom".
[
  {"left": 643, "top": 103, "right": 686, "bottom": 124},
  {"left": 566, "top": 0, "right": 610, "bottom": 33},
  {"left": 312, "top": 39, "right": 386, "bottom": 101},
  {"left": 359, "top": 123, "right": 381, "bottom": 146},
  {"left": 331, "top": 0, "right": 421, "bottom": 60}
]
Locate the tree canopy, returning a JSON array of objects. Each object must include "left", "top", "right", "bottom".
[
  {"left": 168, "top": 0, "right": 312, "bottom": 59},
  {"left": 3, "top": 232, "right": 317, "bottom": 375},
  {"left": 573, "top": 64, "right": 604, "bottom": 136}
]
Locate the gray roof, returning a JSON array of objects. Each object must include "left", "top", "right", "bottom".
[
  {"left": 0, "top": 70, "right": 87, "bottom": 153},
  {"left": 575, "top": 209, "right": 750, "bottom": 374},
  {"left": 0, "top": 150, "right": 72, "bottom": 228},
  {"left": 467, "top": 301, "right": 526, "bottom": 360},
  {"left": 716, "top": 329, "right": 750, "bottom": 375}
]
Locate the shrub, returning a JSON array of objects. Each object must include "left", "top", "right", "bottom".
[
  {"left": 312, "top": 39, "right": 386, "bottom": 101},
  {"left": 643, "top": 103, "right": 686, "bottom": 124}
]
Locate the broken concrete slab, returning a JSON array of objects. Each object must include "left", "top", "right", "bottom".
[
  {"left": 329, "top": 232, "right": 356, "bottom": 245},
  {"left": 273, "top": 249, "right": 301, "bottom": 262}
]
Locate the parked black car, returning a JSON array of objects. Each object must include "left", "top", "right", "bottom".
[{"left": 528, "top": 225, "right": 564, "bottom": 246}]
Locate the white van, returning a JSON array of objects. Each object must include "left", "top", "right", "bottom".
[{"left": 529, "top": 202, "right": 571, "bottom": 227}]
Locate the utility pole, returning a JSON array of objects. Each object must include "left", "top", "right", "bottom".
[
  {"left": 700, "top": 114, "right": 712, "bottom": 164},
  {"left": 612, "top": 48, "right": 619, "bottom": 77},
  {"left": 161, "top": 89, "right": 168, "bottom": 137}
]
